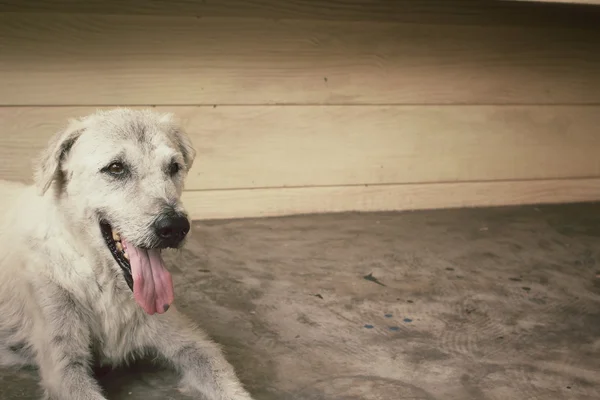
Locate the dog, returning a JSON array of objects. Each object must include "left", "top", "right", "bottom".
[{"left": 0, "top": 109, "right": 255, "bottom": 400}]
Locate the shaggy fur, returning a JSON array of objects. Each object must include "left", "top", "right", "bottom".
[{"left": 0, "top": 109, "right": 254, "bottom": 400}]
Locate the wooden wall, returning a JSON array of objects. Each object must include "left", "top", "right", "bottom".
[{"left": 1, "top": 1, "right": 600, "bottom": 220}]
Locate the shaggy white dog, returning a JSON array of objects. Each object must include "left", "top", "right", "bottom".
[{"left": 0, "top": 109, "right": 254, "bottom": 400}]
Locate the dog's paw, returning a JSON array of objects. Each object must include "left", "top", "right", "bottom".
[{"left": 224, "top": 390, "right": 255, "bottom": 400}]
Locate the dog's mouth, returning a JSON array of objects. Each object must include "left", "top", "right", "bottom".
[
  {"left": 99, "top": 220, "right": 174, "bottom": 315},
  {"left": 100, "top": 221, "right": 134, "bottom": 291}
]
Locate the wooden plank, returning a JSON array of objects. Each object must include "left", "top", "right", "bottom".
[
  {"left": 1, "top": 13, "right": 599, "bottom": 106},
  {"left": 1, "top": 0, "right": 599, "bottom": 28},
  {"left": 181, "top": 178, "right": 600, "bottom": 220},
  {"left": 2, "top": 106, "right": 600, "bottom": 190},
  {"left": 512, "top": 0, "right": 600, "bottom": 4}
]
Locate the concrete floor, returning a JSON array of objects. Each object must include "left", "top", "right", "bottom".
[{"left": 2, "top": 203, "right": 600, "bottom": 399}]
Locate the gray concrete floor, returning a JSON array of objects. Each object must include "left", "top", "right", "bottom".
[{"left": 2, "top": 203, "right": 600, "bottom": 399}]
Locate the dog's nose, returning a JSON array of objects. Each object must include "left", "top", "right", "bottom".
[{"left": 153, "top": 212, "right": 190, "bottom": 247}]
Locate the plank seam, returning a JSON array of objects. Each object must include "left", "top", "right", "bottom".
[
  {"left": 2, "top": 103, "right": 600, "bottom": 108},
  {"left": 184, "top": 176, "right": 600, "bottom": 193}
]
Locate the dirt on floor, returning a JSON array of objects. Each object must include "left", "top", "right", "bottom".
[{"left": 2, "top": 203, "right": 600, "bottom": 400}]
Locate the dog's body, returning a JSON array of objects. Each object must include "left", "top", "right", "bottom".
[{"left": 0, "top": 109, "right": 254, "bottom": 400}]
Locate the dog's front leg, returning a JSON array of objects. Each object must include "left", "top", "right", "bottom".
[
  {"left": 145, "top": 309, "right": 254, "bottom": 400},
  {"left": 31, "top": 283, "right": 106, "bottom": 400}
]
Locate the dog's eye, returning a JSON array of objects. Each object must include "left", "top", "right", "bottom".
[
  {"left": 105, "top": 162, "right": 126, "bottom": 176},
  {"left": 168, "top": 162, "right": 181, "bottom": 176}
]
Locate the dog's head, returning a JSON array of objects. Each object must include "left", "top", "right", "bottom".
[{"left": 34, "top": 108, "right": 196, "bottom": 315}]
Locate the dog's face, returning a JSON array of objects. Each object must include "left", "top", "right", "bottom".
[{"left": 34, "top": 109, "right": 196, "bottom": 312}]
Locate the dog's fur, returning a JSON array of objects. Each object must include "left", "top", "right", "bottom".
[{"left": 0, "top": 109, "right": 254, "bottom": 400}]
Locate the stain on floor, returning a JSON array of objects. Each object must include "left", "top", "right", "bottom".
[{"left": 2, "top": 203, "right": 600, "bottom": 399}]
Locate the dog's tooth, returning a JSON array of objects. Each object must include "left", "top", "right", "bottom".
[
  {"left": 123, "top": 252, "right": 129, "bottom": 260},
  {"left": 116, "top": 242, "right": 123, "bottom": 251},
  {"left": 112, "top": 231, "right": 120, "bottom": 241}
]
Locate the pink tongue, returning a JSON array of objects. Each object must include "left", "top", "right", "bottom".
[{"left": 122, "top": 238, "right": 174, "bottom": 315}]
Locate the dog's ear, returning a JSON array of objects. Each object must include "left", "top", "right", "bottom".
[
  {"left": 173, "top": 128, "right": 196, "bottom": 172},
  {"left": 159, "top": 113, "right": 196, "bottom": 172},
  {"left": 34, "top": 119, "right": 85, "bottom": 195}
]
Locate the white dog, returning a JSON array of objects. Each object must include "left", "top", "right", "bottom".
[{"left": 0, "top": 109, "right": 255, "bottom": 400}]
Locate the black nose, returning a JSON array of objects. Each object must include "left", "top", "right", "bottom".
[{"left": 153, "top": 211, "right": 190, "bottom": 247}]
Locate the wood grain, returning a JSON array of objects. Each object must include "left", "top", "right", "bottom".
[
  {"left": 513, "top": 0, "right": 600, "bottom": 4},
  {"left": 2, "top": 106, "right": 600, "bottom": 190},
  {"left": 181, "top": 178, "right": 600, "bottom": 220},
  {"left": 1, "top": 13, "right": 599, "bottom": 106},
  {"left": 2, "top": 0, "right": 599, "bottom": 28}
]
